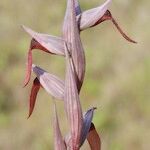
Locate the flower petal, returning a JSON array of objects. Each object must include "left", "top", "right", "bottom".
[
  {"left": 28, "top": 77, "right": 41, "bottom": 118},
  {"left": 77, "top": 0, "right": 112, "bottom": 30},
  {"left": 23, "top": 47, "right": 32, "bottom": 87},
  {"left": 111, "top": 14, "right": 137, "bottom": 43},
  {"left": 87, "top": 123, "right": 101, "bottom": 150},
  {"left": 32, "top": 65, "right": 64, "bottom": 100},
  {"left": 64, "top": 43, "right": 83, "bottom": 149},
  {"left": 53, "top": 103, "right": 66, "bottom": 150},
  {"left": 63, "top": 0, "right": 86, "bottom": 91},
  {"left": 80, "top": 107, "right": 96, "bottom": 146},
  {"left": 75, "top": 0, "right": 82, "bottom": 15},
  {"left": 22, "top": 25, "right": 65, "bottom": 55}
]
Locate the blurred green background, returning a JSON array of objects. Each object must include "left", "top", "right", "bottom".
[{"left": 0, "top": 0, "right": 149, "bottom": 149}]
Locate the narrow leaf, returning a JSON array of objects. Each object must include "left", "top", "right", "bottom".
[
  {"left": 64, "top": 43, "right": 83, "bottom": 150},
  {"left": 77, "top": 0, "right": 112, "bottom": 30},
  {"left": 80, "top": 107, "right": 96, "bottom": 146},
  {"left": 63, "top": 0, "right": 86, "bottom": 91},
  {"left": 32, "top": 65, "right": 64, "bottom": 100},
  {"left": 28, "top": 77, "right": 40, "bottom": 118},
  {"left": 22, "top": 25, "right": 65, "bottom": 55},
  {"left": 53, "top": 103, "right": 66, "bottom": 150},
  {"left": 87, "top": 123, "right": 101, "bottom": 150}
]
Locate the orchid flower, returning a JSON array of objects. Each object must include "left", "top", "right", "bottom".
[
  {"left": 28, "top": 65, "right": 64, "bottom": 118},
  {"left": 76, "top": 0, "right": 136, "bottom": 43},
  {"left": 22, "top": 26, "right": 65, "bottom": 87}
]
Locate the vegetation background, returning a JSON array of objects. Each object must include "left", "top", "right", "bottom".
[{"left": 0, "top": 0, "right": 149, "bottom": 149}]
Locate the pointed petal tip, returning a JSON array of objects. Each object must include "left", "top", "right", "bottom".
[
  {"left": 32, "top": 64, "right": 36, "bottom": 69},
  {"left": 21, "top": 25, "right": 35, "bottom": 37},
  {"left": 20, "top": 24, "right": 25, "bottom": 30},
  {"left": 111, "top": 17, "right": 137, "bottom": 44},
  {"left": 21, "top": 25, "right": 29, "bottom": 31},
  {"left": 130, "top": 39, "right": 138, "bottom": 44},
  {"left": 23, "top": 73, "right": 31, "bottom": 87},
  {"left": 53, "top": 102, "right": 66, "bottom": 150},
  {"left": 23, "top": 50, "right": 32, "bottom": 87},
  {"left": 103, "top": 0, "right": 112, "bottom": 8},
  {"left": 92, "top": 107, "right": 97, "bottom": 110},
  {"left": 21, "top": 25, "right": 29, "bottom": 33},
  {"left": 23, "top": 79, "right": 29, "bottom": 88},
  {"left": 131, "top": 40, "right": 137, "bottom": 44},
  {"left": 27, "top": 113, "right": 31, "bottom": 119},
  {"left": 21, "top": 24, "right": 25, "bottom": 29}
]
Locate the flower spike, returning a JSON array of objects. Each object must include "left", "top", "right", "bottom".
[{"left": 22, "top": 25, "right": 65, "bottom": 87}]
